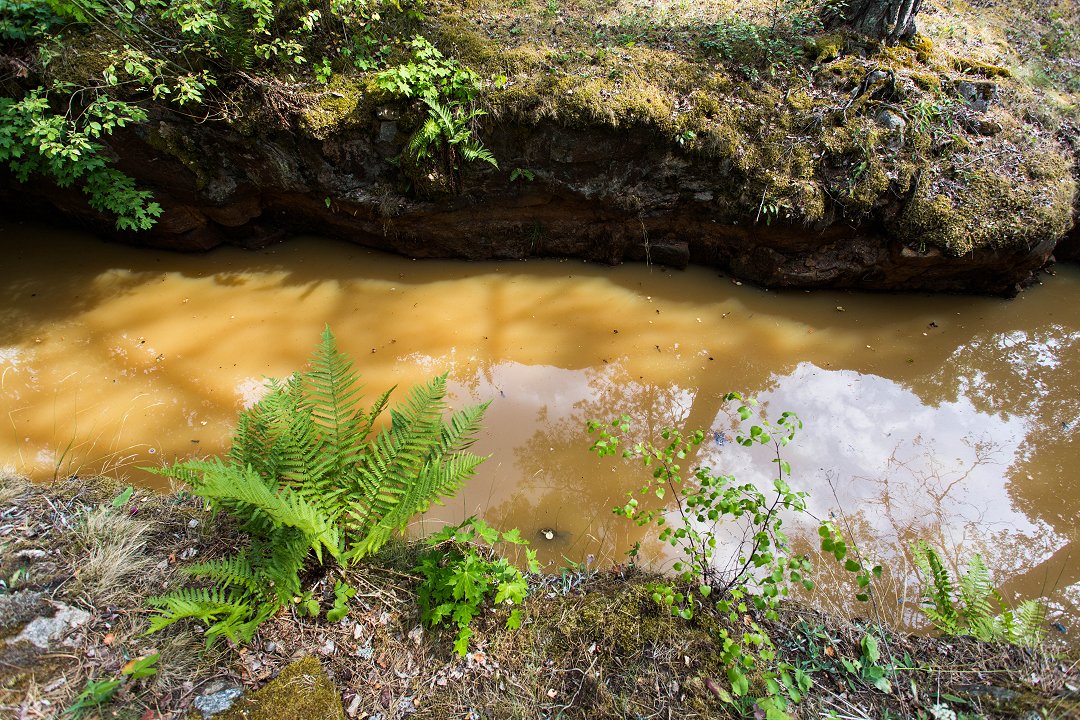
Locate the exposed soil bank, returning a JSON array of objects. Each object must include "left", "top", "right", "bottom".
[
  {"left": 1, "top": 107, "right": 1069, "bottom": 297},
  {"left": 1, "top": 0, "right": 1077, "bottom": 295}
]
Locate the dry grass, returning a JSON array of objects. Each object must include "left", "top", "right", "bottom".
[{"left": 70, "top": 504, "right": 157, "bottom": 606}]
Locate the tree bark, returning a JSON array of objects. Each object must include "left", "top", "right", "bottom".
[{"left": 825, "top": 0, "right": 923, "bottom": 45}]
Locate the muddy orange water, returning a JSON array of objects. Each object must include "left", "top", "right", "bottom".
[{"left": 2, "top": 221, "right": 1078, "bottom": 632}]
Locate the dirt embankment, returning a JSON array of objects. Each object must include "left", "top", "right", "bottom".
[{"left": 1, "top": 0, "right": 1077, "bottom": 295}]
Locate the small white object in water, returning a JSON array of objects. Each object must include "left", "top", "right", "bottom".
[{"left": 540, "top": 529, "right": 555, "bottom": 540}]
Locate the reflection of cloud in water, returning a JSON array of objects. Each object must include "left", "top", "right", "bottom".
[
  {"left": 696, "top": 363, "right": 1030, "bottom": 535},
  {"left": 235, "top": 377, "right": 272, "bottom": 409}
]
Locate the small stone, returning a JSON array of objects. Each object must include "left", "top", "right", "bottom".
[
  {"left": 188, "top": 519, "right": 200, "bottom": 528},
  {"left": 192, "top": 687, "right": 242, "bottom": 717},
  {"left": 875, "top": 109, "right": 905, "bottom": 132}
]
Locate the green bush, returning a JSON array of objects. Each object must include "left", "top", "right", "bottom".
[
  {"left": 146, "top": 327, "right": 489, "bottom": 645},
  {"left": 416, "top": 517, "right": 538, "bottom": 655},
  {"left": 589, "top": 393, "right": 878, "bottom": 718}
]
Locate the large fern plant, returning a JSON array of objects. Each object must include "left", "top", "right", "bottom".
[
  {"left": 912, "top": 541, "right": 1045, "bottom": 647},
  {"left": 146, "top": 327, "right": 489, "bottom": 645}
]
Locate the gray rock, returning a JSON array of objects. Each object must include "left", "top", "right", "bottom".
[
  {"left": 7, "top": 602, "right": 90, "bottom": 649},
  {"left": 876, "top": 109, "right": 906, "bottom": 132},
  {"left": 954, "top": 80, "right": 998, "bottom": 112},
  {"left": 378, "top": 121, "right": 398, "bottom": 144},
  {"left": 192, "top": 686, "right": 243, "bottom": 717}
]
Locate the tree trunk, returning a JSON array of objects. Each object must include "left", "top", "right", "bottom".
[{"left": 825, "top": 0, "right": 923, "bottom": 45}]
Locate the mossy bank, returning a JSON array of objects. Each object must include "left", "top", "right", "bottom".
[{"left": 1, "top": 0, "right": 1077, "bottom": 294}]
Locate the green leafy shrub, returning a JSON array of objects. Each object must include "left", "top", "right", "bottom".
[
  {"left": 0, "top": 88, "right": 162, "bottom": 230},
  {"left": 417, "top": 517, "right": 538, "bottom": 656},
  {"left": 912, "top": 541, "right": 1046, "bottom": 646},
  {"left": 588, "top": 393, "right": 876, "bottom": 717},
  {"left": 377, "top": 35, "right": 497, "bottom": 178},
  {"left": 0, "top": 0, "right": 64, "bottom": 41},
  {"left": 146, "top": 327, "right": 489, "bottom": 645}
]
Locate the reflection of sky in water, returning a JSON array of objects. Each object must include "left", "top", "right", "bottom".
[
  {"left": 433, "top": 350, "right": 1077, "bottom": 626},
  {"left": 698, "top": 362, "right": 1032, "bottom": 539}
]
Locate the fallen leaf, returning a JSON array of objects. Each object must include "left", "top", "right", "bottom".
[{"left": 103, "top": 633, "right": 115, "bottom": 646}]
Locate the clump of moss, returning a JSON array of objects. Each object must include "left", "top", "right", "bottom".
[
  {"left": 218, "top": 657, "right": 344, "bottom": 720},
  {"left": 298, "top": 76, "right": 379, "bottom": 140},
  {"left": 892, "top": 149, "right": 1074, "bottom": 255},
  {"left": 806, "top": 33, "right": 844, "bottom": 63},
  {"left": 952, "top": 56, "right": 1012, "bottom": 78}
]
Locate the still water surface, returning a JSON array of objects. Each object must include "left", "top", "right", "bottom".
[{"left": 2, "top": 222, "right": 1077, "bottom": 630}]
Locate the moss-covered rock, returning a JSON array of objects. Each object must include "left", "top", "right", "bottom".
[{"left": 217, "top": 657, "right": 344, "bottom": 720}]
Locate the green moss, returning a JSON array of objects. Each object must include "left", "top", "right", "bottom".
[
  {"left": 144, "top": 124, "right": 208, "bottom": 188},
  {"left": 806, "top": 33, "right": 844, "bottom": 63},
  {"left": 218, "top": 656, "right": 344, "bottom": 720},
  {"left": 893, "top": 150, "right": 1074, "bottom": 255},
  {"left": 952, "top": 56, "right": 1012, "bottom": 78},
  {"left": 881, "top": 45, "right": 920, "bottom": 69},
  {"left": 904, "top": 34, "right": 935, "bottom": 64},
  {"left": 298, "top": 75, "right": 377, "bottom": 140},
  {"left": 433, "top": 14, "right": 498, "bottom": 69},
  {"left": 823, "top": 56, "right": 867, "bottom": 87},
  {"left": 910, "top": 71, "right": 943, "bottom": 91}
]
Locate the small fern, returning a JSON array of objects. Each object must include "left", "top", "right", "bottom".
[
  {"left": 911, "top": 542, "right": 1046, "bottom": 646},
  {"left": 147, "top": 327, "right": 489, "bottom": 644}
]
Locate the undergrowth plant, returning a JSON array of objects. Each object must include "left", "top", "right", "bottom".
[
  {"left": 417, "top": 517, "right": 538, "bottom": 655},
  {"left": 0, "top": 0, "right": 427, "bottom": 225},
  {"left": 377, "top": 35, "right": 497, "bottom": 182},
  {"left": 588, "top": 392, "right": 877, "bottom": 718},
  {"left": 0, "top": 88, "right": 162, "bottom": 230},
  {"left": 912, "top": 541, "right": 1045, "bottom": 646},
  {"left": 145, "top": 327, "right": 489, "bottom": 645}
]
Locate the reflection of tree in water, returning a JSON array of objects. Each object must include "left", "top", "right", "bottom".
[
  {"left": 487, "top": 361, "right": 744, "bottom": 569},
  {"left": 920, "top": 325, "right": 1080, "bottom": 606},
  {"left": 802, "top": 430, "right": 1078, "bottom": 632}
]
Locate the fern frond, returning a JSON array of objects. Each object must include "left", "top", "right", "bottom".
[
  {"left": 459, "top": 142, "right": 498, "bottom": 167},
  {"left": 1011, "top": 599, "right": 1047, "bottom": 646},
  {"left": 304, "top": 326, "right": 369, "bottom": 473},
  {"left": 912, "top": 541, "right": 959, "bottom": 634},
  {"left": 958, "top": 554, "right": 995, "bottom": 629},
  {"left": 183, "top": 556, "right": 262, "bottom": 595},
  {"left": 144, "top": 586, "right": 250, "bottom": 638},
  {"left": 409, "top": 117, "right": 442, "bottom": 159},
  {"left": 424, "top": 98, "right": 457, "bottom": 135}
]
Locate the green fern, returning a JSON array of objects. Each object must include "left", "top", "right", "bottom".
[
  {"left": 147, "top": 326, "right": 488, "bottom": 645},
  {"left": 911, "top": 542, "right": 1045, "bottom": 646}
]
